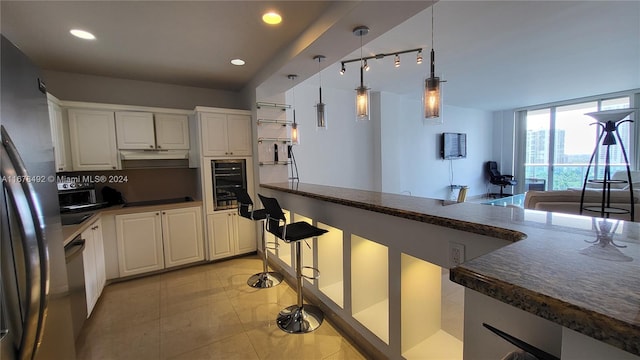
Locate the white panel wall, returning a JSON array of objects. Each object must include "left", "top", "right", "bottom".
[
  {"left": 274, "top": 80, "right": 496, "bottom": 199},
  {"left": 285, "top": 83, "right": 377, "bottom": 191},
  {"left": 380, "top": 93, "right": 495, "bottom": 199}
]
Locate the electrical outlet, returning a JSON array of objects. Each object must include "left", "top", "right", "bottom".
[{"left": 450, "top": 242, "right": 465, "bottom": 267}]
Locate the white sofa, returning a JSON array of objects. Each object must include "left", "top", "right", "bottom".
[{"left": 523, "top": 171, "right": 640, "bottom": 222}]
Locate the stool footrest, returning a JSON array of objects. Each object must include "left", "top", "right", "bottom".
[
  {"left": 301, "top": 266, "right": 320, "bottom": 280},
  {"left": 265, "top": 241, "right": 280, "bottom": 251}
]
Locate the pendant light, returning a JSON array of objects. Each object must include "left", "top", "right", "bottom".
[
  {"left": 353, "top": 26, "right": 370, "bottom": 121},
  {"left": 313, "top": 55, "right": 327, "bottom": 129},
  {"left": 287, "top": 74, "right": 299, "bottom": 145},
  {"left": 424, "top": 2, "right": 442, "bottom": 119}
]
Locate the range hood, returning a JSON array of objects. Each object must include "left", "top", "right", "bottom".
[{"left": 120, "top": 150, "right": 190, "bottom": 169}]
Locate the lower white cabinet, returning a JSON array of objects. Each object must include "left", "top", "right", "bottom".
[
  {"left": 82, "top": 218, "right": 105, "bottom": 317},
  {"left": 116, "top": 206, "right": 203, "bottom": 277},
  {"left": 207, "top": 210, "right": 256, "bottom": 260}
]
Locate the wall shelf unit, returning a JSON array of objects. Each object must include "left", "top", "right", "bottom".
[
  {"left": 259, "top": 161, "right": 290, "bottom": 166},
  {"left": 257, "top": 119, "right": 292, "bottom": 126},
  {"left": 256, "top": 102, "right": 291, "bottom": 111},
  {"left": 257, "top": 137, "right": 291, "bottom": 144}
]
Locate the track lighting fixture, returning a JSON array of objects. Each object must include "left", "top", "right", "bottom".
[
  {"left": 394, "top": 54, "right": 400, "bottom": 68},
  {"left": 364, "top": 59, "right": 370, "bottom": 71},
  {"left": 417, "top": 50, "right": 423, "bottom": 64},
  {"left": 339, "top": 63, "right": 346, "bottom": 75}
]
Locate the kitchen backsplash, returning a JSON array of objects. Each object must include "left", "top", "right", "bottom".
[{"left": 59, "top": 168, "right": 198, "bottom": 203}]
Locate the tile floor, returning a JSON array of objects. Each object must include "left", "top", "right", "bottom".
[{"left": 76, "top": 256, "right": 366, "bottom": 360}]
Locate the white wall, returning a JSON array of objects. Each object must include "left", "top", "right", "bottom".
[
  {"left": 380, "top": 93, "right": 495, "bottom": 199},
  {"left": 43, "top": 70, "right": 243, "bottom": 110},
  {"left": 278, "top": 78, "right": 496, "bottom": 199},
  {"left": 285, "top": 83, "right": 377, "bottom": 191}
]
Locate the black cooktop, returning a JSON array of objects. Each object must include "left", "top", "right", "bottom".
[{"left": 122, "top": 197, "right": 194, "bottom": 208}]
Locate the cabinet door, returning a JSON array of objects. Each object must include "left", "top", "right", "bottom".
[
  {"left": 81, "top": 227, "right": 98, "bottom": 316},
  {"left": 200, "top": 113, "right": 229, "bottom": 156},
  {"left": 155, "top": 113, "right": 190, "bottom": 150},
  {"left": 227, "top": 114, "right": 252, "bottom": 156},
  {"left": 116, "top": 211, "right": 164, "bottom": 277},
  {"left": 207, "top": 212, "right": 234, "bottom": 260},
  {"left": 48, "top": 101, "right": 70, "bottom": 172},
  {"left": 68, "top": 109, "right": 119, "bottom": 171},
  {"left": 92, "top": 219, "right": 106, "bottom": 297},
  {"left": 115, "top": 111, "right": 156, "bottom": 149},
  {"left": 235, "top": 214, "right": 257, "bottom": 254},
  {"left": 162, "top": 207, "right": 204, "bottom": 268}
]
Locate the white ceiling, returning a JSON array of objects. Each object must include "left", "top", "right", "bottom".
[
  {"left": 318, "top": 0, "right": 640, "bottom": 111},
  {"left": 2, "top": 1, "right": 639, "bottom": 111}
]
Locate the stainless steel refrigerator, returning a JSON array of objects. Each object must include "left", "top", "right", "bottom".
[{"left": 0, "top": 35, "right": 76, "bottom": 359}]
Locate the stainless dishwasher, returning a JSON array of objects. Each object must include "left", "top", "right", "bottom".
[{"left": 64, "top": 235, "right": 87, "bottom": 340}]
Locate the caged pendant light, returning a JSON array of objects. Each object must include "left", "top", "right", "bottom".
[
  {"left": 353, "top": 26, "right": 370, "bottom": 121},
  {"left": 424, "top": 1, "right": 444, "bottom": 120},
  {"left": 288, "top": 74, "right": 299, "bottom": 145},
  {"left": 313, "top": 55, "right": 327, "bottom": 129}
]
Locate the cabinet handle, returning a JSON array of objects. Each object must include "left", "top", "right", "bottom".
[
  {"left": 156, "top": 213, "right": 160, "bottom": 216},
  {"left": 58, "top": 167, "right": 63, "bottom": 171},
  {"left": 157, "top": 145, "right": 162, "bottom": 149},
  {"left": 149, "top": 145, "right": 154, "bottom": 148},
  {"left": 162, "top": 212, "right": 166, "bottom": 214}
]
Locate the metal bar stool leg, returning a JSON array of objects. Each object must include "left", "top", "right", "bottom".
[
  {"left": 247, "top": 219, "right": 284, "bottom": 288},
  {"left": 276, "top": 240, "right": 324, "bottom": 333}
]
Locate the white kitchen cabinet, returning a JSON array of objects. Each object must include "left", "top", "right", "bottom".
[
  {"left": 161, "top": 207, "right": 204, "bottom": 268},
  {"left": 116, "top": 211, "right": 165, "bottom": 277},
  {"left": 200, "top": 112, "right": 251, "bottom": 156},
  {"left": 116, "top": 206, "right": 204, "bottom": 277},
  {"left": 47, "top": 98, "right": 71, "bottom": 172},
  {"left": 154, "top": 113, "right": 189, "bottom": 150},
  {"left": 82, "top": 218, "right": 106, "bottom": 316},
  {"left": 116, "top": 111, "right": 189, "bottom": 150},
  {"left": 207, "top": 210, "right": 256, "bottom": 260},
  {"left": 115, "top": 111, "right": 156, "bottom": 149},
  {"left": 68, "top": 109, "right": 119, "bottom": 171}
]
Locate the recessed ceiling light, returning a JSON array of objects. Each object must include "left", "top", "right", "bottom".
[
  {"left": 70, "top": 29, "right": 95, "bottom": 40},
  {"left": 262, "top": 11, "right": 282, "bottom": 25},
  {"left": 231, "top": 59, "right": 245, "bottom": 66}
]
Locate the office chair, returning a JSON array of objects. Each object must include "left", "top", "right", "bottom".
[{"left": 487, "top": 161, "right": 517, "bottom": 198}]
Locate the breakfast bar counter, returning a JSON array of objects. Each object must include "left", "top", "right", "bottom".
[{"left": 260, "top": 182, "right": 640, "bottom": 359}]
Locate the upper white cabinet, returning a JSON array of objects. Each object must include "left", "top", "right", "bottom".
[
  {"left": 47, "top": 97, "right": 71, "bottom": 172},
  {"left": 154, "top": 113, "right": 190, "bottom": 150},
  {"left": 68, "top": 109, "right": 119, "bottom": 171},
  {"left": 200, "top": 112, "right": 251, "bottom": 157},
  {"left": 116, "top": 111, "right": 189, "bottom": 150},
  {"left": 115, "top": 111, "right": 155, "bottom": 149}
]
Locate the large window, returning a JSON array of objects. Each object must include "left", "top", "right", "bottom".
[{"left": 523, "top": 96, "right": 632, "bottom": 190}]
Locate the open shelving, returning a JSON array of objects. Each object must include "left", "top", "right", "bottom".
[
  {"left": 351, "top": 234, "right": 389, "bottom": 344},
  {"left": 317, "top": 222, "right": 344, "bottom": 308},
  {"left": 401, "top": 253, "right": 463, "bottom": 360}
]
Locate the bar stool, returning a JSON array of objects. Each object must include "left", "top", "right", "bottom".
[
  {"left": 258, "top": 194, "right": 328, "bottom": 334},
  {"left": 232, "top": 188, "right": 284, "bottom": 288}
]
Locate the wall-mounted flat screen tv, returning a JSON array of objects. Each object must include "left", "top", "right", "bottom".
[{"left": 441, "top": 132, "right": 467, "bottom": 159}]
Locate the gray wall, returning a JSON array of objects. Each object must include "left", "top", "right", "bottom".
[{"left": 43, "top": 70, "right": 243, "bottom": 110}]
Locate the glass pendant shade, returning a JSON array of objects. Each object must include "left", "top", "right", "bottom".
[
  {"left": 291, "top": 122, "right": 299, "bottom": 145},
  {"left": 316, "top": 102, "right": 327, "bottom": 128},
  {"left": 356, "top": 85, "right": 370, "bottom": 121},
  {"left": 424, "top": 76, "right": 441, "bottom": 119}
]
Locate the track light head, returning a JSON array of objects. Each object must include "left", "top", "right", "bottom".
[
  {"left": 417, "top": 50, "right": 423, "bottom": 64},
  {"left": 364, "top": 59, "right": 370, "bottom": 71},
  {"left": 339, "top": 63, "right": 345, "bottom": 75},
  {"left": 394, "top": 54, "right": 400, "bottom": 68}
]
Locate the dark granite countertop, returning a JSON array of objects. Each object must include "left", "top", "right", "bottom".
[{"left": 260, "top": 182, "right": 640, "bottom": 356}]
